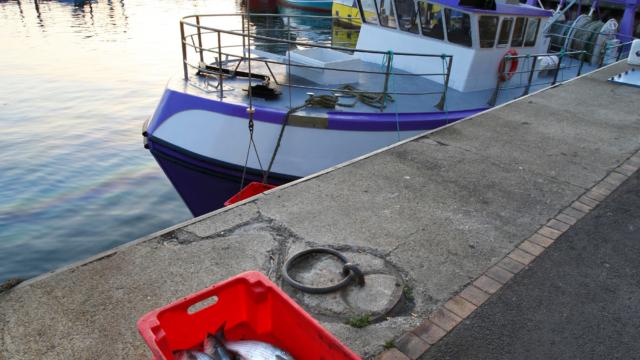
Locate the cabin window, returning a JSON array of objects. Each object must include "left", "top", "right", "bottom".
[
  {"left": 444, "top": 9, "right": 472, "bottom": 47},
  {"left": 524, "top": 18, "right": 539, "bottom": 47},
  {"left": 377, "top": 0, "right": 397, "bottom": 28},
  {"left": 511, "top": 17, "right": 526, "bottom": 47},
  {"left": 497, "top": 17, "right": 513, "bottom": 47},
  {"left": 478, "top": 16, "right": 498, "bottom": 48},
  {"left": 395, "top": 0, "right": 419, "bottom": 33},
  {"left": 360, "top": 0, "right": 380, "bottom": 24},
  {"left": 417, "top": 1, "right": 444, "bottom": 40}
]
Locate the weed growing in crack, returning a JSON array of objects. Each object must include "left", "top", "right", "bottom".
[
  {"left": 346, "top": 314, "right": 371, "bottom": 328},
  {"left": 403, "top": 285, "right": 414, "bottom": 301}
]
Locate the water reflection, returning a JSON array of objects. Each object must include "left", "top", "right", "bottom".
[
  {"left": 5, "top": 0, "right": 344, "bottom": 45},
  {"left": 34, "top": 0, "right": 46, "bottom": 28},
  {"left": 14, "top": 0, "right": 26, "bottom": 22},
  {"left": 70, "top": 1, "right": 96, "bottom": 35},
  {"left": 0, "top": 0, "right": 361, "bottom": 283},
  {"left": 246, "top": 7, "right": 335, "bottom": 54},
  {"left": 0, "top": 0, "right": 208, "bottom": 283},
  {"left": 332, "top": 20, "right": 359, "bottom": 48},
  {"left": 4, "top": 0, "right": 130, "bottom": 35}
]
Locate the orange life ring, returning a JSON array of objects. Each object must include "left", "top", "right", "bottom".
[{"left": 498, "top": 49, "right": 519, "bottom": 82}]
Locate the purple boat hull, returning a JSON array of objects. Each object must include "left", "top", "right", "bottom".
[
  {"left": 145, "top": 91, "right": 487, "bottom": 216},
  {"left": 147, "top": 137, "right": 294, "bottom": 216}
]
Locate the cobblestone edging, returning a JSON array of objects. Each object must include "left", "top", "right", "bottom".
[{"left": 376, "top": 150, "right": 640, "bottom": 360}]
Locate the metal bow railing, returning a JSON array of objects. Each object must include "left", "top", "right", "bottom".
[{"left": 178, "top": 13, "right": 454, "bottom": 112}]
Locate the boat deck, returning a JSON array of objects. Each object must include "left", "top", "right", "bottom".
[{"left": 178, "top": 54, "right": 598, "bottom": 118}]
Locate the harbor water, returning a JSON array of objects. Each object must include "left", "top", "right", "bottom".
[{"left": 0, "top": 0, "right": 252, "bottom": 283}]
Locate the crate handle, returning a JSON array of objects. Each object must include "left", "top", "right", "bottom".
[{"left": 187, "top": 295, "right": 219, "bottom": 315}]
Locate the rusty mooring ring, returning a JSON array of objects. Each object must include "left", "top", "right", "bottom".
[{"left": 282, "top": 248, "right": 365, "bottom": 294}]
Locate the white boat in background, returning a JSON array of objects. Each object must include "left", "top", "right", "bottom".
[{"left": 144, "top": 0, "right": 636, "bottom": 216}]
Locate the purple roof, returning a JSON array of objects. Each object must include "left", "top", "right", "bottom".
[{"left": 432, "top": 0, "right": 553, "bottom": 17}]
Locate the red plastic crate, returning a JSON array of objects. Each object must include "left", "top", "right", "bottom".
[
  {"left": 137, "top": 271, "right": 361, "bottom": 360},
  {"left": 224, "top": 182, "right": 276, "bottom": 206}
]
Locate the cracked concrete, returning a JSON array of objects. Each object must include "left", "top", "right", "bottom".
[{"left": 1, "top": 62, "right": 639, "bottom": 359}]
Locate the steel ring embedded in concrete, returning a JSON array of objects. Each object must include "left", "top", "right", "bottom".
[{"left": 282, "top": 248, "right": 364, "bottom": 294}]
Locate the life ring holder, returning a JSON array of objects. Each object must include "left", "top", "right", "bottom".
[{"left": 498, "top": 49, "right": 519, "bottom": 82}]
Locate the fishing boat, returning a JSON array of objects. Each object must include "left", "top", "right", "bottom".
[
  {"left": 278, "top": 0, "right": 333, "bottom": 12},
  {"left": 247, "top": 0, "right": 280, "bottom": 13},
  {"left": 143, "top": 0, "right": 637, "bottom": 216},
  {"left": 332, "top": 0, "right": 362, "bottom": 26}
]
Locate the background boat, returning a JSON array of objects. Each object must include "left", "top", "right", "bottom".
[
  {"left": 332, "top": 0, "right": 362, "bottom": 26},
  {"left": 278, "top": 0, "right": 333, "bottom": 13}
]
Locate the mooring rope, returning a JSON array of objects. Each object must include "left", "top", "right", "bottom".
[
  {"left": 239, "top": 3, "right": 266, "bottom": 190},
  {"left": 337, "top": 84, "right": 393, "bottom": 110},
  {"left": 262, "top": 94, "right": 342, "bottom": 184},
  {"left": 382, "top": 50, "right": 402, "bottom": 140},
  {"left": 261, "top": 81, "right": 399, "bottom": 184},
  {"left": 440, "top": 55, "right": 449, "bottom": 122},
  {"left": 239, "top": 111, "right": 254, "bottom": 190}
]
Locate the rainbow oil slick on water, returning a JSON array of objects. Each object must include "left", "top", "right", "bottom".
[{"left": 0, "top": 0, "right": 248, "bottom": 283}]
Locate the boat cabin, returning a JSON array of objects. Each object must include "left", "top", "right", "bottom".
[{"left": 353, "top": 0, "right": 553, "bottom": 91}]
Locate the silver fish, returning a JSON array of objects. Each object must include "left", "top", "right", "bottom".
[
  {"left": 203, "top": 329, "right": 234, "bottom": 360},
  {"left": 173, "top": 350, "right": 215, "bottom": 360},
  {"left": 225, "top": 340, "right": 294, "bottom": 360}
]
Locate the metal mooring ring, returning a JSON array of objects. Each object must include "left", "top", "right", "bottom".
[{"left": 282, "top": 248, "right": 365, "bottom": 294}]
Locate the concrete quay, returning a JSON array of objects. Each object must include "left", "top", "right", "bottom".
[
  {"left": 420, "top": 160, "right": 640, "bottom": 360},
  {"left": 1, "top": 61, "right": 639, "bottom": 359}
]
